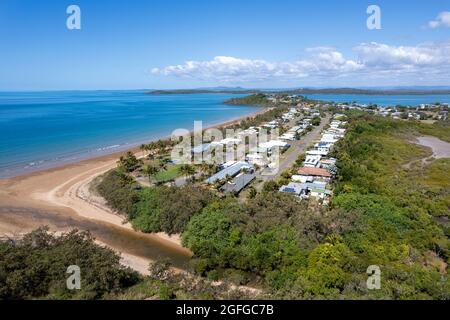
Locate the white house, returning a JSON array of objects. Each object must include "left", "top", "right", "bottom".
[
  {"left": 304, "top": 155, "right": 321, "bottom": 167},
  {"left": 280, "top": 133, "right": 296, "bottom": 141},
  {"left": 307, "top": 149, "right": 328, "bottom": 157},
  {"left": 246, "top": 153, "right": 268, "bottom": 167},
  {"left": 292, "top": 175, "right": 313, "bottom": 183}
]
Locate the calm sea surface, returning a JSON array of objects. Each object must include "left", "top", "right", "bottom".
[{"left": 0, "top": 91, "right": 258, "bottom": 178}]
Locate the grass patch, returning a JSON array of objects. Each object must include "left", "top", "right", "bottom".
[{"left": 153, "top": 165, "right": 182, "bottom": 182}]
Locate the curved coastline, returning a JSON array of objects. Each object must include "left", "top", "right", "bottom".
[{"left": 0, "top": 107, "right": 266, "bottom": 273}]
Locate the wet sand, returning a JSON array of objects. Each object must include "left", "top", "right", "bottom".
[{"left": 0, "top": 108, "right": 267, "bottom": 273}]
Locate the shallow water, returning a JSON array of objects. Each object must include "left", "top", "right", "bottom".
[
  {"left": 0, "top": 206, "right": 191, "bottom": 270},
  {"left": 415, "top": 136, "right": 450, "bottom": 159}
]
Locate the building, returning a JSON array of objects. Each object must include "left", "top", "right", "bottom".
[
  {"left": 291, "top": 175, "right": 313, "bottom": 183},
  {"left": 205, "top": 161, "right": 253, "bottom": 184},
  {"left": 279, "top": 181, "right": 332, "bottom": 199},
  {"left": 280, "top": 133, "right": 296, "bottom": 141},
  {"left": 255, "top": 140, "right": 290, "bottom": 154},
  {"left": 307, "top": 149, "right": 328, "bottom": 157},
  {"left": 221, "top": 173, "right": 256, "bottom": 194},
  {"left": 315, "top": 141, "right": 334, "bottom": 153},
  {"left": 279, "top": 182, "right": 307, "bottom": 197},
  {"left": 246, "top": 153, "right": 268, "bottom": 166},
  {"left": 310, "top": 187, "right": 332, "bottom": 199},
  {"left": 297, "top": 167, "right": 332, "bottom": 182},
  {"left": 304, "top": 155, "right": 322, "bottom": 167}
]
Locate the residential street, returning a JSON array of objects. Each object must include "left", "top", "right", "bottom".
[{"left": 256, "top": 113, "right": 331, "bottom": 187}]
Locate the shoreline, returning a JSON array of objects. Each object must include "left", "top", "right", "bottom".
[{"left": 0, "top": 107, "right": 267, "bottom": 273}]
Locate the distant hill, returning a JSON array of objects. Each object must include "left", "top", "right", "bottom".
[
  {"left": 146, "top": 89, "right": 258, "bottom": 95},
  {"left": 285, "top": 87, "right": 450, "bottom": 95},
  {"left": 224, "top": 93, "right": 270, "bottom": 106},
  {"left": 146, "top": 87, "right": 450, "bottom": 95}
]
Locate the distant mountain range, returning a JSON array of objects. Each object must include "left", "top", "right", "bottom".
[{"left": 147, "top": 87, "right": 450, "bottom": 95}]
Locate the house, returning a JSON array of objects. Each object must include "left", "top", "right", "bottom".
[
  {"left": 280, "top": 180, "right": 331, "bottom": 199},
  {"left": 221, "top": 173, "right": 256, "bottom": 194},
  {"left": 307, "top": 149, "right": 328, "bottom": 157},
  {"left": 315, "top": 141, "right": 334, "bottom": 153},
  {"left": 320, "top": 158, "right": 337, "bottom": 171},
  {"left": 304, "top": 155, "right": 321, "bottom": 167},
  {"left": 255, "top": 140, "right": 290, "bottom": 154},
  {"left": 220, "top": 161, "right": 237, "bottom": 169},
  {"left": 291, "top": 175, "right": 313, "bottom": 183},
  {"left": 246, "top": 153, "right": 268, "bottom": 166},
  {"left": 310, "top": 187, "right": 332, "bottom": 199},
  {"left": 320, "top": 136, "right": 338, "bottom": 144},
  {"left": 288, "top": 125, "right": 302, "bottom": 133},
  {"left": 306, "top": 181, "right": 328, "bottom": 189},
  {"left": 262, "top": 120, "right": 279, "bottom": 129},
  {"left": 280, "top": 133, "right": 296, "bottom": 141},
  {"left": 279, "top": 182, "right": 308, "bottom": 197},
  {"left": 321, "top": 133, "right": 339, "bottom": 141},
  {"left": 237, "top": 128, "right": 258, "bottom": 140},
  {"left": 297, "top": 167, "right": 332, "bottom": 182},
  {"left": 205, "top": 161, "right": 253, "bottom": 184}
]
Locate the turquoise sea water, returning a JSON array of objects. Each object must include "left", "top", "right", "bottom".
[
  {"left": 0, "top": 91, "right": 258, "bottom": 178},
  {"left": 304, "top": 94, "right": 450, "bottom": 106}
]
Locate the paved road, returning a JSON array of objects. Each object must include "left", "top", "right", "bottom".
[{"left": 256, "top": 113, "right": 331, "bottom": 187}]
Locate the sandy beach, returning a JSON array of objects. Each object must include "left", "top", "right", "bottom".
[{"left": 0, "top": 108, "right": 266, "bottom": 273}]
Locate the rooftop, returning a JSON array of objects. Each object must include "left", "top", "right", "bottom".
[
  {"left": 221, "top": 173, "right": 256, "bottom": 194},
  {"left": 297, "top": 167, "right": 332, "bottom": 177},
  {"left": 205, "top": 161, "right": 253, "bottom": 184}
]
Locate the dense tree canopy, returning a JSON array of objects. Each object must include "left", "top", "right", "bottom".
[{"left": 0, "top": 228, "right": 139, "bottom": 300}]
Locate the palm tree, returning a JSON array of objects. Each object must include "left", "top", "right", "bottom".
[
  {"left": 179, "top": 164, "right": 196, "bottom": 182},
  {"left": 143, "top": 165, "right": 159, "bottom": 183},
  {"left": 157, "top": 159, "right": 167, "bottom": 171}
]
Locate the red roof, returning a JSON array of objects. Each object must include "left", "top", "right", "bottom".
[{"left": 297, "top": 167, "right": 332, "bottom": 177}]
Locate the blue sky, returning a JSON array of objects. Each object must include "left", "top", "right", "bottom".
[{"left": 0, "top": 0, "right": 449, "bottom": 90}]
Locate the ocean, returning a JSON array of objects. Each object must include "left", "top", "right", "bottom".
[
  {"left": 0, "top": 91, "right": 258, "bottom": 178},
  {"left": 1, "top": 91, "right": 448, "bottom": 178}
]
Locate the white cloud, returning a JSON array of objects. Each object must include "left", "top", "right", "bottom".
[
  {"left": 152, "top": 48, "right": 363, "bottom": 81},
  {"left": 428, "top": 11, "right": 450, "bottom": 29},
  {"left": 151, "top": 41, "right": 450, "bottom": 84},
  {"left": 354, "top": 42, "right": 450, "bottom": 68}
]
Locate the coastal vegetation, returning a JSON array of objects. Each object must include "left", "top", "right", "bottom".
[
  {"left": 224, "top": 93, "right": 271, "bottom": 106},
  {"left": 97, "top": 169, "right": 214, "bottom": 235},
  {"left": 0, "top": 228, "right": 257, "bottom": 300},
  {"left": 0, "top": 227, "right": 139, "bottom": 300}
]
